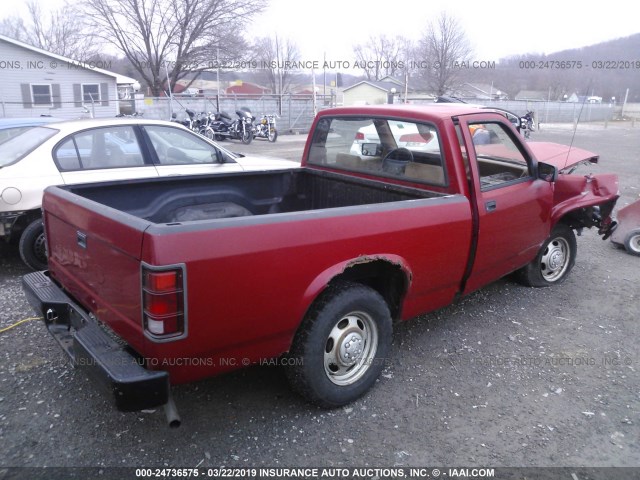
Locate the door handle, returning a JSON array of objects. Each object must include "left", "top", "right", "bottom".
[
  {"left": 485, "top": 200, "right": 497, "bottom": 212},
  {"left": 77, "top": 231, "right": 87, "bottom": 249}
]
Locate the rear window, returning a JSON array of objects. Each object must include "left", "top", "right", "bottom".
[
  {"left": 0, "top": 126, "right": 58, "bottom": 167},
  {"left": 307, "top": 116, "right": 447, "bottom": 186}
]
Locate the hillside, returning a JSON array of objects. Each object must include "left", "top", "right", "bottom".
[{"left": 484, "top": 33, "right": 640, "bottom": 101}]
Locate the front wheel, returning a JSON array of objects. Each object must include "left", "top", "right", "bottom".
[
  {"left": 268, "top": 127, "right": 278, "bottom": 142},
  {"left": 19, "top": 219, "right": 47, "bottom": 271},
  {"left": 515, "top": 224, "right": 577, "bottom": 287},
  {"left": 285, "top": 281, "right": 392, "bottom": 408},
  {"left": 200, "top": 127, "right": 215, "bottom": 140},
  {"left": 241, "top": 127, "right": 253, "bottom": 144},
  {"left": 624, "top": 229, "right": 640, "bottom": 256}
]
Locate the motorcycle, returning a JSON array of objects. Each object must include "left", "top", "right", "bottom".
[
  {"left": 521, "top": 111, "right": 535, "bottom": 138},
  {"left": 253, "top": 114, "right": 278, "bottom": 142},
  {"left": 171, "top": 109, "right": 218, "bottom": 140},
  {"left": 210, "top": 107, "right": 255, "bottom": 144},
  {"left": 171, "top": 108, "right": 198, "bottom": 131}
]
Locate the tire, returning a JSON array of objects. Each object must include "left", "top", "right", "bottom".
[
  {"left": 268, "top": 128, "right": 278, "bottom": 143},
  {"left": 19, "top": 219, "right": 47, "bottom": 271},
  {"left": 285, "top": 281, "right": 392, "bottom": 408},
  {"left": 241, "top": 127, "right": 253, "bottom": 145},
  {"left": 515, "top": 223, "right": 577, "bottom": 287},
  {"left": 200, "top": 127, "right": 215, "bottom": 140},
  {"left": 624, "top": 229, "right": 640, "bottom": 256}
]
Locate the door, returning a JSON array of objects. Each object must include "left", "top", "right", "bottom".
[
  {"left": 56, "top": 125, "right": 159, "bottom": 184},
  {"left": 457, "top": 114, "right": 554, "bottom": 294}
]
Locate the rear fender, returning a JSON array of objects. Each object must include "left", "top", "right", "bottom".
[
  {"left": 551, "top": 173, "right": 619, "bottom": 235},
  {"left": 299, "top": 254, "right": 412, "bottom": 321}
]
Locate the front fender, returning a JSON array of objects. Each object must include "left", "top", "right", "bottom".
[{"left": 551, "top": 173, "right": 619, "bottom": 231}]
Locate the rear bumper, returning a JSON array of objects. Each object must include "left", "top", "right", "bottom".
[{"left": 22, "top": 271, "right": 169, "bottom": 412}]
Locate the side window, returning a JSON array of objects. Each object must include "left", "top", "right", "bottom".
[
  {"left": 82, "top": 84, "right": 100, "bottom": 102},
  {"left": 468, "top": 122, "right": 530, "bottom": 190},
  {"left": 144, "top": 126, "right": 226, "bottom": 164},
  {"left": 31, "top": 84, "right": 52, "bottom": 106},
  {"left": 54, "top": 126, "right": 144, "bottom": 170},
  {"left": 307, "top": 117, "right": 446, "bottom": 186}
]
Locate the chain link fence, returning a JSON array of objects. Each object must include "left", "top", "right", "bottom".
[{"left": 126, "top": 94, "right": 337, "bottom": 133}]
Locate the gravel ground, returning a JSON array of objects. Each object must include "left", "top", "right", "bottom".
[{"left": 0, "top": 122, "right": 638, "bottom": 475}]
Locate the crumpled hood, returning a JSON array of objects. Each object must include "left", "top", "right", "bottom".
[{"left": 527, "top": 142, "right": 599, "bottom": 172}]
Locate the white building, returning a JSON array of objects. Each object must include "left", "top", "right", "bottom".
[{"left": 0, "top": 34, "right": 138, "bottom": 118}]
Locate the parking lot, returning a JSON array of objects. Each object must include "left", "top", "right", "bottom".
[{"left": 0, "top": 122, "right": 638, "bottom": 473}]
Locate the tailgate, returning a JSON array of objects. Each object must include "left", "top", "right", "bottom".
[{"left": 42, "top": 186, "right": 152, "bottom": 353}]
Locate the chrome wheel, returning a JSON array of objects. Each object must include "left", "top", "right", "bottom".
[
  {"left": 324, "top": 311, "right": 378, "bottom": 386},
  {"left": 625, "top": 230, "right": 640, "bottom": 255},
  {"left": 540, "top": 237, "right": 570, "bottom": 282}
]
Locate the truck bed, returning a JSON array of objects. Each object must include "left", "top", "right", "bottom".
[
  {"left": 42, "top": 167, "right": 472, "bottom": 384},
  {"left": 59, "top": 169, "right": 441, "bottom": 224}
]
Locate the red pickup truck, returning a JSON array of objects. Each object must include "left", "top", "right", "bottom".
[{"left": 23, "top": 105, "right": 618, "bottom": 425}]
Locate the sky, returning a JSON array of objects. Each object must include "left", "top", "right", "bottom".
[
  {"left": 2, "top": 0, "right": 639, "bottom": 64},
  {"left": 247, "top": 0, "right": 639, "bottom": 62}
]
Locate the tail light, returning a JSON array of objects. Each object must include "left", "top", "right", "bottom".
[
  {"left": 354, "top": 132, "right": 365, "bottom": 141},
  {"left": 142, "top": 264, "right": 187, "bottom": 340}
]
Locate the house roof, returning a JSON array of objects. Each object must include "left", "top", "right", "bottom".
[
  {"left": 0, "top": 33, "right": 138, "bottom": 85},
  {"left": 343, "top": 80, "right": 406, "bottom": 93},
  {"left": 515, "top": 90, "right": 548, "bottom": 101},
  {"left": 378, "top": 75, "right": 404, "bottom": 86},
  {"left": 451, "top": 83, "right": 508, "bottom": 99},
  {"left": 225, "top": 81, "right": 271, "bottom": 94}
]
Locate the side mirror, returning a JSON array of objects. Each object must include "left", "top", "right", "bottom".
[
  {"left": 538, "top": 162, "right": 557, "bottom": 182},
  {"left": 361, "top": 143, "right": 382, "bottom": 157}
]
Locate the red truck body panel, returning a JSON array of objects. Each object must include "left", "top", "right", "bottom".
[
  {"left": 45, "top": 189, "right": 472, "bottom": 384},
  {"left": 33, "top": 104, "right": 619, "bottom": 392}
]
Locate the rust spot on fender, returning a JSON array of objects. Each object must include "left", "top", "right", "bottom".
[{"left": 344, "top": 255, "right": 413, "bottom": 284}]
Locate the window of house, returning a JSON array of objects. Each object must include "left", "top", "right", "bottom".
[
  {"left": 82, "top": 84, "right": 100, "bottom": 103},
  {"left": 31, "top": 84, "right": 52, "bottom": 106}
]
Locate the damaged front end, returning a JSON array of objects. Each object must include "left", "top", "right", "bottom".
[{"left": 551, "top": 173, "right": 619, "bottom": 239}]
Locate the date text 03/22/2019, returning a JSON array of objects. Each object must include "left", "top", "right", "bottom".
[{"left": 519, "top": 60, "right": 640, "bottom": 69}]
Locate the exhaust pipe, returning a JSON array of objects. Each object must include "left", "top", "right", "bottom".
[{"left": 164, "top": 394, "right": 181, "bottom": 428}]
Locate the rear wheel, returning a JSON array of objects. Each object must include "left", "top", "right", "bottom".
[
  {"left": 515, "top": 224, "right": 576, "bottom": 287},
  {"left": 19, "top": 219, "right": 47, "bottom": 271},
  {"left": 285, "top": 281, "right": 392, "bottom": 408},
  {"left": 624, "top": 229, "right": 640, "bottom": 256}
]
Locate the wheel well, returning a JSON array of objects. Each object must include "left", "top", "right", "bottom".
[
  {"left": 329, "top": 260, "right": 409, "bottom": 319},
  {"left": 8, "top": 210, "right": 41, "bottom": 242}
]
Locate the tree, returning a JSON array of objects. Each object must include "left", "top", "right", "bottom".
[
  {"left": 82, "top": 0, "right": 264, "bottom": 96},
  {"left": 417, "top": 12, "right": 473, "bottom": 95},
  {"left": 253, "top": 35, "right": 302, "bottom": 95},
  {"left": 0, "top": 1, "right": 97, "bottom": 59},
  {"left": 353, "top": 35, "right": 408, "bottom": 81}
]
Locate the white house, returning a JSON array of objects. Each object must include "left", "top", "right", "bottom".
[{"left": 0, "top": 34, "right": 138, "bottom": 118}]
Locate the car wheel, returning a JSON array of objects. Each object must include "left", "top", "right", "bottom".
[
  {"left": 624, "top": 229, "right": 640, "bottom": 256},
  {"left": 285, "top": 281, "right": 392, "bottom": 408},
  {"left": 19, "top": 219, "right": 48, "bottom": 271},
  {"left": 515, "top": 223, "right": 577, "bottom": 287}
]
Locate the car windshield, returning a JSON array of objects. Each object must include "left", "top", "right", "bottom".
[{"left": 0, "top": 126, "right": 58, "bottom": 167}]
